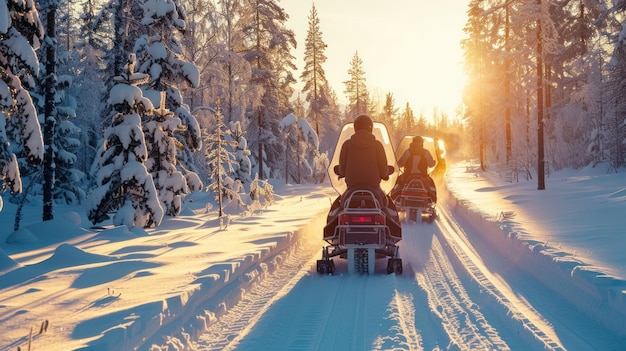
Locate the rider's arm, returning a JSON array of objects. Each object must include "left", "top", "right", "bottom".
[
  {"left": 397, "top": 150, "right": 409, "bottom": 168},
  {"left": 377, "top": 142, "right": 389, "bottom": 181},
  {"left": 338, "top": 142, "right": 349, "bottom": 177},
  {"left": 425, "top": 150, "right": 435, "bottom": 168}
]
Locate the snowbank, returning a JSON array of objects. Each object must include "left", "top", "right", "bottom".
[{"left": 444, "top": 161, "right": 626, "bottom": 336}]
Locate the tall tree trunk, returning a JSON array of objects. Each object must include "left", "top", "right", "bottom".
[
  {"left": 255, "top": 1, "right": 263, "bottom": 179},
  {"left": 537, "top": 0, "right": 546, "bottom": 190},
  {"left": 114, "top": 0, "right": 126, "bottom": 77},
  {"left": 43, "top": 4, "right": 57, "bottom": 221},
  {"left": 505, "top": 4, "right": 512, "bottom": 166}
]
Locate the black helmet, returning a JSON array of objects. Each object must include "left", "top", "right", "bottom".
[{"left": 354, "top": 115, "right": 373, "bottom": 132}]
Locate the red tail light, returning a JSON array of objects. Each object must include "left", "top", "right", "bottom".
[{"left": 339, "top": 214, "right": 385, "bottom": 225}]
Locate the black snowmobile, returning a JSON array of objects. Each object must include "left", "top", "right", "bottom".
[
  {"left": 316, "top": 122, "right": 403, "bottom": 275},
  {"left": 390, "top": 135, "right": 443, "bottom": 223}
]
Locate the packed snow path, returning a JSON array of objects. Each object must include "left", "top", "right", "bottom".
[{"left": 189, "top": 194, "right": 624, "bottom": 351}]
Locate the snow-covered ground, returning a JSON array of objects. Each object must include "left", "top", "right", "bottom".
[{"left": 0, "top": 160, "right": 624, "bottom": 350}]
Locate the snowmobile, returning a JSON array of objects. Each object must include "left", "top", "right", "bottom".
[
  {"left": 392, "top": 174, "right": 436, "bottom": 223},
  {"left": 316, "top": 122, "right": 403, "bottom": 275},
  {"left": 390, "top": 135, "right": 443, "bottom": 223}
]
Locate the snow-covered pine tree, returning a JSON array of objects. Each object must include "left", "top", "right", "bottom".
[
  {"left": 30, "top": 73, "right": 85, "bottom": 205},
  {"left": 604, "top": 16, "right": 626, "bottom": 169},
  {"left": 240, "top": 0, "right": 297, "bottom": 179},
  {"left": 18, "top": 0, "right": 85, "bottom": 218},
  {"left": 205, "top": 0, "right": 259, "bottom": 126},
  {"left": 134, "top": 0, "right": 202, "bottom": 168},
  {"left": 228, "top": 120, "right": 252, "bottom": 188},
  {"left": 70, "top": 0, "right": 110, "bottom": 177},
  {"left": 249, "top": 172, "right": 274, "bottom": 211},
  {"left": 279, "top": 113, "right": 301, "bottom": 183},
  {"left": 204, "top": 99, "right": 240, "bottom": 217},
  {"left": 297, "top": 117, "right": 321, "bottom": 183},
  {"left": 37, "top": 0, "right": 60, "bottom": 221},
  {"left": 52, "top": 75, "right": 85, "bottom": 204},
  {"left": 88, "top": 54, "right": 164, "bottom": 228},
  {"left": 0, "top": 0, "right": 45, "bottom": 211},
  {"left": 279, "top": 113, "right": 320, "bottom": 184},
  {"left": 143, "top": 91, "right": 201, "bottom": 217},
  {"left": 176, "top": 0, "right": 214, "bottom": 109}
]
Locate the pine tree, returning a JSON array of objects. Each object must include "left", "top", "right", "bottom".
[
  {"left": 0, "top": 0, "right": 45, "bottom": 211},
  {"left": 144, "top": 92, "right": 201, "bottom": 217},
  {"left": 380, "top": 92, "right": 398, "bottom": 135},
  {"left": 279, "top": 113, "right": 319, "bottom": 184},
  {"left": 279, "top": 113, "right": 300, "bottom": 183},
  {"left": 134, "top": 0, "right": 202, "bottom": 151},
  {"left": 301, "top": 3, "right": 330, "bottom": 140},
  {"left": 201, "top": 0, "right": 259, "bottom": 125},
  {"left": 134, "top": 0, "right": 203, "bottom": 215},
  {"left": 178, "top": 0, "right": 214, "bottom": 109},
  {"left": 19, "top": 0, "right": 85, "bottom": 220},
  {"left": 605, "top": 16, "right": 626, "bottom": 169},
  {"left": 88, "top": 54, "right": 164, "bottom": 228},
  {"left": 228, "top": 120, "right": 252, "bottom": 187},
  {"left": 344, "top": 51, "right": 369, "bottom": 118},
  {"left": 240, "top": 0, "right": 297, "bottom": 179},
  {"left": 37, "top": 0, "right": 59, "bottom": 220},
  {"left": 400, "top": 102, "right": 415, "bottom": 132},
  {"left": 249, "top": 173, "right": 274, "bottom": 211},
  {"left": 204, "top": 99, "right": 240, "bottom": 217},
  {"left": 45, "top": 75, "right": 84, "bottom": 204},
  {"left": 70, "top": 0, "right": 109, "bottom": 177},
  {"left": 54, "top": 95, "right": 84, "bottom": 203}
]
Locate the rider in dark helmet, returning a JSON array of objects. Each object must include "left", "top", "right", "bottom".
[
  {"left": 353, "top": 114, "right": 374, "bottom": 133},
  {"left": 397, "top": 135, "right": 437, "bottom": 202},
  {"left": 337, "top": 114, "right": 389, "bottom": 205},
  {"left": 325, "top": 115, "right": 401, "bottom": 240}
]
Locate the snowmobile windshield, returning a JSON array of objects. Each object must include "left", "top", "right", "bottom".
[
  {"left": 328, "top": 122, "right": 398, "bottom": 195},
  {"left": 395, "top": 135, "right": 443, "bottom": 175}
]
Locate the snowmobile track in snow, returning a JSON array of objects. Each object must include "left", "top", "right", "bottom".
[
  {"left": 193, "top": 230, "right": 321, "bottom": 350},
  {"left": 408, "top": 205, "right": 567, "bottom": 350},
  {"left": 188, "top": 193, "right": 622, "bottom": 350}
]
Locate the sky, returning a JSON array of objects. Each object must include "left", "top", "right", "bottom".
[
  {"left": 281, "top": 0, "right": 469, "bottom": 120},
  {"left": 0, "top": 158, "right": 625, "bottom": 350}
]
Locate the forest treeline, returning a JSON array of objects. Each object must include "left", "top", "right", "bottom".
[
  {"left": 462, "top": 0, "right": 626, "bottom": 182},
  {"left": 1, "top": 0, "right": 624, "bottom": 227}
]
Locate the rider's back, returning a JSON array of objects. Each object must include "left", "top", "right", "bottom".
[{"left": 339, "top": 130, "right": 388, "bottom": 189}]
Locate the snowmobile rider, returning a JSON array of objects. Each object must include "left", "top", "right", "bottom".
[
  {"left": 337, "top": 114, "right": 390, "bottom": 206},
  {"left": 397, "top": 136, "right": 437, "bottom": 202}
]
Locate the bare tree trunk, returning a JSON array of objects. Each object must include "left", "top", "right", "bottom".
[
  {"left": 537, "top": 0, "right": 546, "bottom": 190},
  {"left": 43, "top": 3, "right": 57, "bottom": 221},
  {"left": 505, "top": 4, "right": 512, "bottom": 166}
]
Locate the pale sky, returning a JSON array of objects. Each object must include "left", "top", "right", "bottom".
[{"left": 281, "top": 0, "right": 469, "bottom": 121}]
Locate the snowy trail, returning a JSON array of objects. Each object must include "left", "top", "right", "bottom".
[
  {"left": 189, "top": 195, "right": 623, "bottom": 350},
  {"left": 435, "top": 199, "right": 626, "bottom": 350},
  {"left": 190, "top": 212, "right": 551, "bottom": 350},
  {"left": 193, "top": 226, "right": 322, "bottom": 350}
]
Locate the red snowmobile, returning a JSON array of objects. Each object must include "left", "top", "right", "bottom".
[{"left": 316, "top": 122, "right": 403, "bottom": 275}]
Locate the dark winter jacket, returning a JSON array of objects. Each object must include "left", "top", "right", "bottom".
[
  {"left": 398, "top": 141, "right": 435, "bottom": 176},
  {"left": 338, "top": 130, "right": 388, "bottom": 189}
]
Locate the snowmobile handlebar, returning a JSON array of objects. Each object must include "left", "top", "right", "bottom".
[{"left": 333, "top": 165, "right": 395, "bottom": 180}]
